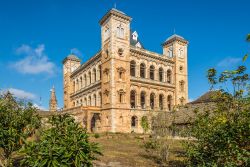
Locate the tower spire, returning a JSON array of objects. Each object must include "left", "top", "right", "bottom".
[{"left": 49, "top": 86, "right": 57, "bottom": 112}]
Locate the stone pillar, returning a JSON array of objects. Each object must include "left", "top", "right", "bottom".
[{"left": 137, "top": 92, "right": 141, "bottom": 109}]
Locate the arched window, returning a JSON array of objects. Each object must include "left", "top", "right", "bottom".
[
  {"left": 159, "top": 67, "right": 163, "bottom": 82},
  {"left": 118, "top": 89, "right": 125, "bottom": 103},
  {"left": 84, "top": 98, "right": 87, "bottom": 106},
  {"left": 93, "top": 68, "right": 97, "bottom": 82},
  {"left": 130, "top": 90, "right": 136, "bottom": 108},
  {"left": 131, "top": 116, "right": 138, "bottom": 128},
  {"left": 117, "top": 25, "right": 124, "bottom": 38},
  {"left": 159, "top": 94, "right": 164, "bottom": 110},
  {"left": 76, "top": 79, "right": 79, "bottom": 91},
  {"left": 80, "top": 77, "right": 83, "bottom": 89},
  {"left": 99, "top": 92, "right": 102, "bottom": 106},
  {"left": 167, "top": 95, "right": 172, "bottom": 111},
  {"left": 73, "top": 81, "right": 76, "bottom": 92},
  {"left": 150, "top": 93, "right": 155, "bottom": 109},
  {"left": 84, "top": 74, "right": 87, "bottom": 87},
  {"left": 141, "top": 91, "right": 146, "bottom": 109},
  {"left": 88, "top": 71, "right": 92, "bottom": 85},
  {"left": 167, "top": 70, "right": 172, "bottom": 84},
  {"left": 80, "top": 99, "right": 82, "bottom": 106},
  {"left": 98, "top": 65, "right": 102, "bottom": 80},
  {"left": 88, "top": 96, "right": 91, "bottom": 106},
  {"left": 140, "top": 63, "right": 146, "bottom": 78},
  {"left": 180, "top": 80, "right": 185, "bottom": 92},
  {"left": 150, "top": 65, "right": 155, "bottom": 80},
  {"left": 130, "top": 60, "right": 136, "bottom": 77},
  {"left": 93, "top": 94, "right": 97, "bottom": 106}
]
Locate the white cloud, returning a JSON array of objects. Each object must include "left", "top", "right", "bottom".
[
  {"left": 33, "top": 103, "right": 47, "bottom": 111},
  {"left": 217, "top": 57, "right": 241, "bottom": 67},
  {"left": 70, "top": 48, "right": 82, "bottom": 58},
  {"left": 10, "top": 44, "right": 57, "bottom": 75},
  {"left": 188, "top": 98, "right": 194, "bottom": 102},
  {"left": 4, "top": 88, "right": 37, "bottom": 100}
]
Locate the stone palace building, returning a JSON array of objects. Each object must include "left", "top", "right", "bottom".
[{"left": 60, "top": 8, "right": 189, "bottom": 133}]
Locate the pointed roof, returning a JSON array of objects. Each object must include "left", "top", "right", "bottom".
[
  {"left": 99, "top": 8, "right": 132, "bottom": 25},
  {"left": 62, "top": 54, "right": 81, "bottom": 64},
  {"left": 162, "top": 34, "right": 188, "bottom": 46},
  {"left": 130, "top": 30, "right": 144, "bottom": 49},
  {"left": 49, "top": 86, "right": 57, "bottom": 112}
]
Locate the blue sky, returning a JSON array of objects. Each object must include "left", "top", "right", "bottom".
[{"left": 0, "top": 0, "right": 249, "bottom": 109}]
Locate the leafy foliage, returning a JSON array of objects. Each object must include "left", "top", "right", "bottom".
[
  {"left": 185, "top": 35, "right": 250, "bottom": 167},
  {"left": 140, "top": 116, "right": 149, "bottom": 133},
  {"left": 247, "top": 34, "right": 250, "bottom": 42},
  {"left": 0, "top": 92, "right": 41, "bottom": 166},
  {"left": 21, "top": 114, "right": 102, "bottom": 167}
]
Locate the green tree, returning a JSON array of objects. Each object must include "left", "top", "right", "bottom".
[
  {"left": 185, "top": 35, "right": 250, "bottom": 166},
  {"left": 140, "top": 116, "right": 149, "bottom": 134},
  {"left": 21, "top": 114, "right": 102, "bottom": 167},
  {"left": 0, "top": 92, "right": 41, "bottom": 167}
]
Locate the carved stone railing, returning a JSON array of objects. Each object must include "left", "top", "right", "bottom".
[{"left": 130, "top": 76, "right": 175, "bottom": 88}]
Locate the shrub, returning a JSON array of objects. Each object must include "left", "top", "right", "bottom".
[
  {"left": 94, "top": 133, "right": 100, "bottom": 138},
  {"left": 140, "top": 116, "right": 149, "bottom": 134},
  {"left": 21, "top": 114, "right": 102, "bottom": 167},
  {"left": 0, "top": 92, "right": 41, "bottom": 166}
]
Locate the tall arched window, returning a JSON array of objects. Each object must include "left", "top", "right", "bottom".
[
  {"left": 167, "top": 95, "right": 172, "bottom": 111},
  {"left": 180, "top": 80, "right": 185, "bottom": 92},
  {"left": 140, "top": 63, "right": 146, "bottom": 78},
  {"left": 130, "top": 60, "right": 136, "bottom": 77},
  {"left": 150, "top": 93, "right": 155, "bottom": 109},
  {"left": 80, "top": 77, "right": 83, "bottom": 89},
  {"left": 159, "top": 94, "right": 164, "bottom": 110},
  {"left": 73, "top": 81, "right": 76, "bottom": 92},
  {"left": 93, "top": 68, "right": 97, "bottom": 82},
  {"left": 88, "top": 71, "right": 92, "bottom": 85},
  {"left": 84, "top": 97, "right": 87, "bottom": 106},
  {"left": 150, "top": 65, "right": 155, "bottom": 80},
  {"left": 130, "top": 90, "right": 136, "bottom": 108},
  {"left": 84, "top": 74, "right": 87, "bottom": 87},
  {"left": 131, "top": 116, "right": 138, "bottom": 128},
  {"left": 98, "top": 65, "right": 102, "bottom": 80},
  {"left": 93, "top": 94, "right": 97, "bottom": 106},
  {"left": 117, "top": 25, "right": 124, "bottom": 38},
  {"left": 99, "top": 92, "right": 102, "bottom": 106},
  {"left": 159, "top": 67, "right": 163, "bottom": 82},
  {"left": 167, "top": 70, "right": 172, "bottom": 84},
  {"left": 76, "top": 79, "right": 79, "bottom": 91},
  {"left": 88, "top": 96, "right": 92, "bottom": 106},
  {"left": 141, "top": 91, "right": 146, "bottom": 109}
]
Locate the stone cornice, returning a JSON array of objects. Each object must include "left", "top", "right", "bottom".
[
  {"left": 130, "top": 47, "right": 174, "bottom": 64},
  {"left": 71, "top": 51, "right": 101, "bottom": 78},
  {"left": 99, "top": 8, "right": 132, "bottom": 25}
]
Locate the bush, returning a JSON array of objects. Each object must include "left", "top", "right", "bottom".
[
  {"left": 185, "top": 37, "right": 250, "bottom": 167},
  {"left": 0, "top": 92, "right": 41, "bottom": 166},
  {"left": 21, "top": 114, "right": 102, "bottom": 167}
]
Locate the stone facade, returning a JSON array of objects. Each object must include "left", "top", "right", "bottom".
[{"left": 62, "top": 8, "right": 189, "bottom": 133}]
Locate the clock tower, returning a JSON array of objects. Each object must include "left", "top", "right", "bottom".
[{"left": 62, "top": 54, "right": 81, "bottom": 109}]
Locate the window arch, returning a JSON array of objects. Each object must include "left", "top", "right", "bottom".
[
  {"left": 130, "top": 90, "right": 136, "bottom": 108},
  {"left": 88, "top": 71, "right": 92, "bottom": 85},
  {"left": 88, "top": 96, "right": 92, "bottom": 106},
  {"left": 150, "top": 65, "right": 155, "bottom": 80},
  {"left": 167, "top": 69, "right": 172, "bottom": 84},
  {"left": 141, "top": 91, "right": 146, "bottom": 109},
  {"left": 117, "top": 24, "right": 124, "bottom": 38},
  {"left": 118, "top": 89, "right": 125, "bottom": 103},
  {"left": 84, "top": 97, "right": 87, "bottom": 106},
  {"left": 159, "top": 94, "right": 164, "bottom": 110},
  {"left": 84, "top": 74, "right": 87, "bottom": 87},
  {"left": 80, "top": 77, "right": 83, "bottom": 89},
  {"left": 99, "top": 92, "right": 102, "bottom": 106},
  {"left": 131, "top": 116, "right": 138, "bottom": 128},
  {"left": 93, "top": 68, "right": 97, "bottom": 82},
  {"left": 130, "top": 60, "right": 136, "bottom": 77},
  {"left": 140, "top": 63, "right": 146, "bottom": 78},
  {"left": 73, "top": 81, "right": 76, "bottom": 92},
  {"left": 98, "top": 65, "right": 102, "bottom": 80},
  {"left": 159, "top": 67, "right": 164, "bottom": 82},
  {"left": 167, "top": 95, "right": 172, "bottom": 111},
  {"left": 180, "top": 80, "right": 185, "bottom": 92},
  {"left": 76, "top": 79, "right": 79, "bottom": 91},
  {"left": 93, "top": 94, "right": 97, "bottom": 106},
  {"left": 150, "top": 93, "right": 155, "bottom": 109}
]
